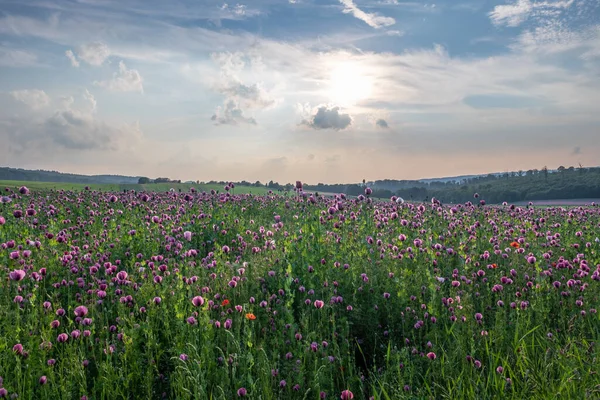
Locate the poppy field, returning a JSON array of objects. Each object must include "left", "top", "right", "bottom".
[{"left": 1, "top": 186, "right": 599, "bottom": 399}]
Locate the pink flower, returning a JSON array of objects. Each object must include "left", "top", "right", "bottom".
[
  {"left": 314, "top": 300, "right": 325, "bottom": 309},
  {"left": 426, "top": 352, "right": 436, "bottom": 360},
  {"left": 184, "top": 231, "right": 192, "bottom": 241},
  {"left": 13, "top": 343, "right": 24, "bottom": 355},
  {"left": 9, "top": 269, "right": 26, "bottom": 281},
  {"left": 340, "top": 390, "right": 354, "bottom": 400},
  {"left": 74, "top": 306, "right": 88, "bottom": 317},
  {"left": 192, "top": 296, "right": 205, "bottom": 307}
]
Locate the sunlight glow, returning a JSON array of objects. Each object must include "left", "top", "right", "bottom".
[{"left": 327, "top": 63, "right": 373, "bottom": 107}]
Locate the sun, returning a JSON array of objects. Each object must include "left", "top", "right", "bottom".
[{"left": 327, "top": 63, "right": 373, "bottom": 107}]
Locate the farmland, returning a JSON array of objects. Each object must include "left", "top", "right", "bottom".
[{"left": 1, "top": 186, "right": 599, "bottom": 399}]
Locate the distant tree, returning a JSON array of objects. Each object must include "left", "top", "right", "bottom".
[
  {"left": 542, "top": 166, "right": 548, "bottom": 181},
  {"left": 138, "top": 177, "right": 150, "bottom": 184},
  {"left": 557, "top": 166, "right": 566, "bottom": 173}
]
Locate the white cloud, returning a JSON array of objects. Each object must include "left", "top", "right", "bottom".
[
  {"left": 339, "top": 0, "right": 396, "bottom": 28},
  {"left": 10, "top": 89, "right": 50, "bottom": 110},
  {"left": 211, "top": 99, "right": 257, "bottom": 125},
  {"left": 76, "top": 41, "right": 110, "bottom": 66},
  {"left": 65, "top": 49, "right": 80, "bottom": 67},
  {"left": 0, "top": 47, "right": 38, "bottom": 67},
  {"left": 489, "top": 0, "right": 574, "bottom": 27},
  {"left": 94, "top": 61, "right": 144, "bottom": 93},
  {"left": 1, "top": 89, "right": 142, "bottom": 153}
]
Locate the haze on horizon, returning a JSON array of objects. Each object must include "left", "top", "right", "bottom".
[{"left": 1, "top": 0, "right": 599, "bottom": 184}]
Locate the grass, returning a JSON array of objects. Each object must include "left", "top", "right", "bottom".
[
  {"left": 0, "top": 180, "right": 277, "bottom": 195},
  {"left": 0, "top": 188, "right": 599, "bottom": 399}
]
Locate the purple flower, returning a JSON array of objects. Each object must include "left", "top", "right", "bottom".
[
  {"left": 39, "top": 376, "right": 47, "bottom": 385},
  {"left": 74, "top": 306, "right": 88, "bottom": 317},
  {"left": 426, "top": 352, "right": 436, "bottom": 360},
  {"left": 57, "top": 333, "right": 69, "bottom": 343},
  {"left": 180, "top": 354, "right": 189, "bottom": 361},
  {"left": 314, "top": 300, "right": 324, "bottom": 309},
  {"left": 341, "top": 390, "right": 354, "bottom": 400},
  {"left": 12, "top": 343, "right": 23, "bottom": 355},
  {"left": 237, "top": 387, "right": 247, "bottom": 397},
  {"left": 9, "top": 269, "right": 26, "bottom": 281},
  {"left": 192, "top": 296, "right": 205, "bottom": 307}
]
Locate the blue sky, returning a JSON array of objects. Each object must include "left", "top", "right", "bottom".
[{"left": 0, "top": 0, "right": 599, "bottom": 183}]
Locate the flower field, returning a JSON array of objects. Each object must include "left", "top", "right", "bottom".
[{"left": 1, "top": 186, "right": 599, "bottom": 399}]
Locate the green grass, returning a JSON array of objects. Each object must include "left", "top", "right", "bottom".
[{"left": 0, "top": 180, "right": 277, "bottom": 195}]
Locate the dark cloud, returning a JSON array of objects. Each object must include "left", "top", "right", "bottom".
[
  {"left": 376, "top": 118, "right": 389, "bottom": 128},
  {"left": 211, "top": 100, "right": 257, "bottom": 125},
  {"left": 302, "top": 105, "right": 352, "bottom": 130}
]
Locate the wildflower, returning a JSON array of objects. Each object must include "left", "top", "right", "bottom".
[
  {"left": 221, "top": 299, "right": 230, "bottom": 307},
  {"left": 510, "top": 242, "right": 520, "bottom": 249},
  {"left": 314, "top": 300, "right": 325, "bottom": 309},
  {"left": 74, "top": 306, "right": 88, "bottom": 317},
  {"left": 9, "top": 269, "right": 26, "bottom": 281},
  {"left": 341, "top": 389, "right": 354, "bottom": 400},
  {"left": 237, "top": 387, "right": 247, "bottom": 397},
  {"left": 184, "top": 231, "right": 192, "bottom": 241},
  {"left": 496, "top": 366, "right": 504, "bottom": 374},
  {"left": 426, "top": 352, "right": 436, "bottom": 360},
  {"left": 180, "top": 354, "right": 188, "bottom": 361},
  {"left": 192, "top": 296, "right": 205, "bottom": 307},
  {"left": 13, "top": 343, "right": 23, "bottom": 355},
  {"left": 245, "top": 313, "right": 256, "bottom": 320},
  {"left": 39, "top": 376, "right": 47, "bottom": 385}
]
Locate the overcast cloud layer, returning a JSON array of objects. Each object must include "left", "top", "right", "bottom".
[{"left": 0, "top": 0, "right": 599, "bottom": 183}]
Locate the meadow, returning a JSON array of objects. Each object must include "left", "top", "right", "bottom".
[{"left": 0, "top": 185, "right": 599, "bottom": 399}]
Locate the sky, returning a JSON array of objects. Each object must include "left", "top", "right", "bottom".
[{"left": 0, "top": 0, "right": 599, "bottom": 184}]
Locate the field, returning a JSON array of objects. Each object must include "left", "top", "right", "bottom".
[
  {"left": 0, "top": 181, "right": 275, "bottom": 196},
  {"left": 1, "top": 186, "right": 599, "bottom": 399}
]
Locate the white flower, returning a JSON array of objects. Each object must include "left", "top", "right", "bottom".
[
  {"left": 396, "top": 197, "right": 405, "bottom": 204},
  {"left": 436, "top": 277, "right": 446, "bottom": 283}
]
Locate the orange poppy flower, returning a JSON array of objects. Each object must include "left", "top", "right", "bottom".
[
  {"left": 491, "top": 263, "right": 497, "bottom": 269},
  {"left": 510, "top": 242, "right": 520, "bottom": 249},
  {"left": 245, "top": 313, "right": 256, "bottom": 320},
  {"left": 221, "top": 299, "right": 230, "bottom": 307}
]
